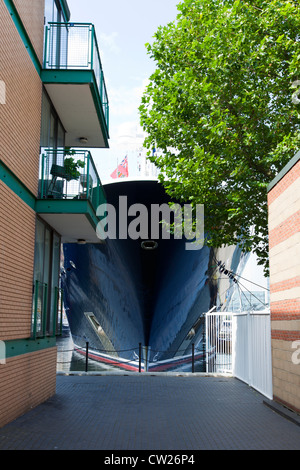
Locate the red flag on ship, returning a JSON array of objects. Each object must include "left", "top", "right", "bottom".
[{"left": 110, "top": 156, "right": 129, "bottom": 179}]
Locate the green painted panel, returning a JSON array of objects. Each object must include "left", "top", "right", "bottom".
[
  {"left": 4, "top": 337, "right": 56, "bottom": 359},
  {"left": 41, "top": 69, "right": 94, "bottom": 85},
  {"left": 267, "top": 150, "right": 300, "bottom": 193},
  {"left": 85, "top": 201, "right": 101, "bottom": 230},
  {"left": 36, "top": 198, "right": 90, "bottom": 214},
  {"left": 36, "top": 198, "right": 100, "bottom": 231},
  {"left": 89, "top": 73, "right": 110, "bottom": 145},
  {"left": 0, "top": 160, "right": 36, "bottom": 209}
]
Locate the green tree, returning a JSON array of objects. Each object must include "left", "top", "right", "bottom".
[{"left": 139, "top": 0, "right": 300, "bottom": 274}]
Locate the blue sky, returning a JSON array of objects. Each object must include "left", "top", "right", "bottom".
[{"left": 67, "top": 0, "right": 180, "bottom": 182}]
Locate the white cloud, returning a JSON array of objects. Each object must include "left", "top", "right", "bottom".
[
  {"left": 97, "top": 31, "right": 121, "bottom": 55},
  {"left": 109, "top": 78, "right": 149, "bottom": 119}
]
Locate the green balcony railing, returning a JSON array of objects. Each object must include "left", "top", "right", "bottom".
[
  {"left": 39, "top": 149, "right": 106, "bottom": 213},
  {"left": 44, "top": 22, "right": 109, "bottom": 131}
]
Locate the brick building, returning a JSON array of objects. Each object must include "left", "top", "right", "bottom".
[
  {"left": 0, "top": 0, "right": 109, "bottom": 427},
  {"left": 268, "top": 150, "right": 300, "bottom": 414}
]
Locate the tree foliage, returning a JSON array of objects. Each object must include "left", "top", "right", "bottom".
[{"left": 139, "top": 0, "right": 300, "bottom": 274}]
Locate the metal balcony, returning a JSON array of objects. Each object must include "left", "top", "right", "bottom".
[
  {"left": 36, "top": 149, "right": 106, "bottom": 243},
  {"left": 42, "top": 23, "right": 109, "bottom": 148}
]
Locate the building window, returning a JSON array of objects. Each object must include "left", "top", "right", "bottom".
[
  {"left": 39, "top": 88, "right": 66, "bottom": 197},
  {"left": 32, "top": 218, "right": 62, "bottom": 338},
  {"left": 45, "top": 0, "right": 63, "bottom": 25},
  {"left": 44, "top": 0, "right": 69, "bottom": 69},
  {"left": 40, "top": 88, "right": 65, "bottom": 152}
]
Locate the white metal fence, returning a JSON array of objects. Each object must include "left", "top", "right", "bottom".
[{"left": 206, "top": 310, "right": 273, "bottom": 399}]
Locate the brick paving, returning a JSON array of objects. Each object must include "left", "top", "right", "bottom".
[{"left": 0, "top": 373, "right": 300, "bottom": 450}]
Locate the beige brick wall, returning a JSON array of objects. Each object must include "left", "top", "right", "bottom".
[
  {"left": 0, "top": 181, "right": 36, "bottom": 340},
  {"left": 268, "top": 159, "right": 300, "bottom": 414},
  {"left": 12, "top": 0, "right": 45, "bottom": 65},
  {"left": 271, "top": 338, "right": 300, "bottom": 414},
  {"left": 0, "top": 1, "right": 42, "bottom": 196},
  {"left": 0, "top": 347, "right": 57, "bottom": 428}
]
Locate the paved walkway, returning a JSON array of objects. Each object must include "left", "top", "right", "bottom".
[{"left": 0, "top": 373, "right": 300, "bottom": 451}]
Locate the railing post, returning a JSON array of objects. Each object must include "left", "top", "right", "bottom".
[
  {"left": 192, "top": 343, "right": 195, "bottom": 373},
  {"left": 139, "top": 343, "right": 142, "bottom": 373},
  {"left": 100, "top": 70, "right": 103, "bottom": 101},
  {"left": 86, "top": 152, "right": 90, "bottom": 199},
  {"left": 96, "top": 178, "right": 100, "bottom": 209},
  {"left": 85, "top": 342, "right": 89, "bottom": 372},
  {"left": 90, "top": 25, "right": 94, "bottom": 69}
]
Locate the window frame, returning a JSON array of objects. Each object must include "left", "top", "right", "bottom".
[{"left": 32, "top": 216, "right": 62, "bottom": 339}]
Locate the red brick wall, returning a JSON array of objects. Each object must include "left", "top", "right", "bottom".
[{"left": 269, "top": 210, "right": 300, "bottom": 250}]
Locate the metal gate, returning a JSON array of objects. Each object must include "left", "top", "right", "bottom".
[
  {"left": 205, "top": 310, "right": 273, "bottom": 399},
  {"left": 205, "top": 312, "right": 233, "bottom": 374}
]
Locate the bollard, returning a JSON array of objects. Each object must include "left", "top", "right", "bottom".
[
  {"left": 139, "top": 343, "right": 142, "bottom": 373},
  {"left": 192, "top": 343, "right": 195, "bottom": 373},
  {"left": 85, "top": 342, "right": 89, "bottom": 372},
  {"left": 143, "top": 346, "right": 150, "bottom": 373}
]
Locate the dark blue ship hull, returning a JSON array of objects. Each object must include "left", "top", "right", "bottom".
[{"left": 61, "top": 179, "right": 245, "bottom": 371}]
